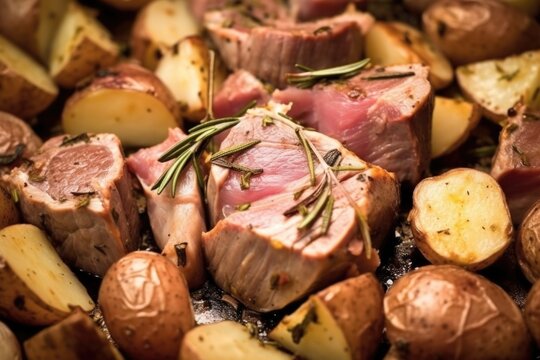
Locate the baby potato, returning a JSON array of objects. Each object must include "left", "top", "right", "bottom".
[
  {"left": 99, "top": 251, "right": 195, "bottom": 360},
  {"left": 270, "top": 273, "right": 384, "bottom": 360},
  {"left": 0, "top": 321, "right": 22, "bottom": 360},
  {"left": 422, "top": 0, "right": 540, "bottom": 65},
  {"left": 517, "top": 201, "right": 540, "bottom": 283},
  {"left": 525, "top": 280, "right": 540, "bottom": 348},
  {"left": 62, "top": 63, "right": 181, "bottom": 147},
  {"left": 410, "top": 168, "right": 512, "bottom": 270},
  {"left": 384, "top": 265, "right": 531, "bottom": 360}
]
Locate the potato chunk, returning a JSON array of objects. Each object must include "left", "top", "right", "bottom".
[
  {"left": 365, "top": 21, "right": 453, "bottom": 89},
  {"left": 431, "top": 97, "right": 481, "bottom": 158},
  {"left": 270, "top": 274, "right": 384, "bottom": 360},
  {"left": 410, "top": 168, "right": 512, "bottom": 270},
  {"left": 62, "top": 63, "right": 180, "bottom": 147},
  {"left": 0, "top": 34, "right": 58, "bottom": 119},
  {"left": 49, "top": 2, "right": 119, "bottom": 88},
  {"left": 181, "top": 321, "right": 292, "bottom": 360},
  {"left": 0, "top": 321, "right": 21, "bottom": 360},
  {"left": 131, "top": 0, "right": 200, "bottom": 70},
  {"left": 457, "top": 50, "right": 540, "bottom": 123},
  {"left": 517, "top": 201, "right": 540, "bottom": 283},
  {"left": 0, "top": 224, "right": 94, "bottom": 325}
]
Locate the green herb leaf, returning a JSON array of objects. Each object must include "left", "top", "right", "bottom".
[
  {"left": 236, "top": 203, "right": 251, "bottom": 211},
  {"left": 210, "top": 140, "right": 261, "bottom": 161},
  {"left": 61, "top": 133, "right": 90, "bottom": 147},
  {"left": 295, "top": 128, "right": 316, "bottom": 186},
  {"left": 362, "top": 71, "right": 415, "bottom": 80},
  {"left": 287, "top": 58, "right": 371, "bottom": 89}
]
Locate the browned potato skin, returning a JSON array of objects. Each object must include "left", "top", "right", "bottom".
[
  {"left": 517, "top": 201, "right": 540, "bottom": 283},
  {"left": 0, "top": 187, "right": 19, "bottom": 230},
  {"left": 63, "top": 62, "right": 180, "bottom": 122},
  {"left": 0, "top": 0, "right": 42, "bottom": 60},
  {"left": 422, "top": 0, "right": 540, "bottom": 65},
  {"left": 0, "top": 255, "right": 67, "bottom": 325},
  {"left": 99, "top": 0, "right": 154, "bottom": 11},
  {"left": 99, "top": 251, "right": 195, "bottom": 360},
  {"left": 525, "top": 281, "right": 540, "bottom": 348},
  {"left": 24, "top": 308, "right": 122, "bottom": 360},
  {"left": 0, "top": 321, "right": 22, "bottom": 360},
  {"left": 384, "top": 265, "right": 531, "bottom": 360},
  {"left": 317, "top": 273, "right": 384, "bottom": 359},
  {"left": 0, "top": 63, "right": 57, "bottom": 120}
]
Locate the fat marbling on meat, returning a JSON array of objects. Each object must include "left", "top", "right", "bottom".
[
  {"left": 204, "top": 105, "right": 399, "bottom": 312},
  {"left": 273, "top": 64, "right": 433, "bottom": 184},
  {"left": 5, "top": 133, "right": 140, "bottom": 276},
  {"left": 127, "top": 128, "right": 206, "bottom": 289}
]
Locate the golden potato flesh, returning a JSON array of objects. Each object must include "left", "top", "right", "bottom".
[
  {"left": 384, "top": 265, "right": 531, "bottom": 360},
  {"left": 0, "top": 224, "right": 94, "bottom": 326},
  {"left": 410, "top": 168, "right": 512, "bottom": 270},
  {"left": 99, "top": 251, "right": 195, "bottom": 360},
  {"left": 0, "top": 321, "right": 21, "bottom": 360}
]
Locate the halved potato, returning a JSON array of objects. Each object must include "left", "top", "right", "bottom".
[
  {"left": 517, "top": 201, "right": 540, "bottom": 283},
  {"left": 270, "top": 274, "right": 384, "bottom": 360},
  {"left": 431, "top": 97, "right": 481, "bottom": 158},
  {"left": 62, "top": 63, "right": 181, "bottom": 147},
  {"left": 98, "top": 0, "right": 154, "bottom": 11},
  {"left": 410, "top": 168, "right": 513, "bottom": 270},
  {"left": 180, "top": 321, "right": 292, "bottom": 360},
  {"left": 0, "top": 321, "right": 21, "bottom": 360},
  {"left": 0, "top": 0, "right": 69, "bottom": 62},
  {"left": 457, "top": 50, "right": 540, "bottom": 123},
  {"left": 365, "top": 21, "right": 453, "bottom": 90},
  {"left": 0, "top": 34, "right": 58, "bottom": 119},
  {"left": 0, "top": 224, "right": 94, "bottom": 326},
  {"left": 24, "top": 308, "right": 123, "bottom": 360},
  {"left": 131, "top": 0, "right": 200, "bottom": 70},
  {"left": 49, "top": 2, "right": 119, "bottom": 88},
  {"left": 156, "top": 36, "right": 210, "bottom": 121}
]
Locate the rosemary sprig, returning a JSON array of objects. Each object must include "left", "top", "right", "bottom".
[
  {"left": 210, "top": 140, "right": 261, "bottom": 161},
  {"left": 234, "top": 100, "right": 258, "bottom": 117},
  {"left": 295, "top": 128, "right": 316, "bottom": 186},
  {"left": 362, "top": 71, "right": 415, "bottom": 80},
  {"left": 287, "top": 58, "right": 371, "bottom": 89},
  {"left": 211, "top": 158, "right": 263, "bottom": 174}
]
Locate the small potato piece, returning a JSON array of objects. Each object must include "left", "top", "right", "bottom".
[
  {"left": 0, "top": 187, "right": 19, "bottom": 230},
  {"left": 156, "top": 36, "right": 210, "bottom": 121},
  {"left": 457, "top": 51, "right": 540, "bottom": 123},
  {"left": 385, "top": 265, "right": 531, "bottom": 360},
  {"left": 180, "top": 321, "right": 292, "bottom": 360},
  {"left": 62, "top": 63, "right": 180, "bottom": 147},
  {"left": 24, "top": 308, "right": 123, "bottom": 360},
  {"left": 0, "top": 224, "right": 94, "bottom": 325},
  {"left": 410, "top": 168, "right": 512, "bottom": 270},
  {"left": 49, "top": 2, "right": 119, "bottom": 88},
  {"left": 131, "top": 0, "right": 200, "bottom": 70},
  {"left": 517, "top": 201, "right": 540, "bottom": 283},
  {"left": 99, "top": 251, "right": 195, "bottom": 360},
  {"left": 365, "top": 21, "right": 453, "bottom": 89},
  {"left": 0, "top": 0, "right": 69, "bottom": 61},
  {"left": 0, "top": 35, "right": 58, "bottom": 119},
  {"left": 431, "top": 97, "right": 481, "bottom": 158},
  {"left": 98, "top": 0, "right": 154, "bottom": 11},
  {"left": 501, "top": 0, "right": 540, "bottom": 15},
  {"left": 0, "top": 321, "right": 22, "bottom": 360},
  {"left": 270, "top": 273, "right": 384, "bottom": 360},
  {"left": 422, "top": 0, "right": 540, "bottom": 66},
  {"left": 525, "top": 281, "right": 540, "bottom": 348}
]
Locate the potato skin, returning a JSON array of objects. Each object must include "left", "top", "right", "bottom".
[
  {"left": 0, "top": 254, "right": 67, "bottom": 325},
  {"left": 0, "top": 321, "right": 22, "bottom": 360},
  {"left": 517, "top": 201, "right": 540, "bottom": 283},
  {"left": 316, "top": 273, "right": 384, "bottom": 360},
  {"left": 0, "top": 187, "right": 19, "bottom": 230},
  {"left": 98, "top": 0, "right": 154, "bottom": 11},
  {"left": 0, "top": 0, "right": 41, "bottom": 59},
  {"left": 99, "top": 251, "right": 195, "bottom": 360},
  {"left": 525, "top": 281, "right": 540, "bottom": 348},
  {"left": 384, "top": 265, "right": 531, "bottom": 360},
  {"left": 63, "top": 62, "right": 180, "bottom": 122},
  {"left": 422, "top": 0, "right": 540, "bottom": 65}
]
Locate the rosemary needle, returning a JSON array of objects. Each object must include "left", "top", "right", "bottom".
[{"left": 287, "top": 58, "right": 371, "bottom": 88}]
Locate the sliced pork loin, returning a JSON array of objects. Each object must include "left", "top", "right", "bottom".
[
  {"left": 291, "top": 0, "right": 363, "bottom": 21},
  {"left": 5, "top": 133, "right": 140, "bottom": 276},
  {"left": 0, "top": 111, "right": 42, "bottom": 173},
  {"left": 491, "top": 107, "right": 540, "bottom": 224},
  {"left": 205, "top": 9, "right": 373, "bottom": 88},
  {"left": 204, "top": 106, "right": 399, "bottom": 311},
  {"left": 273, "top": 64, "right": 433, "bottom": 184},
  {"left": 213, "top": 70, "right": 270, "bottom": 118},
  {"left": 127, "top": 128, "right": 206, "bottom": 289}
]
